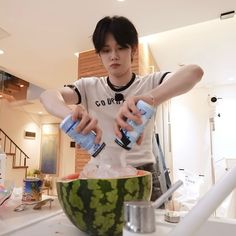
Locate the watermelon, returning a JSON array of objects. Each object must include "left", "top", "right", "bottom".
[{"left": 56, "top": 170, "right": 152, "bottom": 236}]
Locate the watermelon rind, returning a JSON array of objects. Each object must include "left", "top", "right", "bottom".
[{"left": 56, "top": 171, "right": 152, "bottom": 236}]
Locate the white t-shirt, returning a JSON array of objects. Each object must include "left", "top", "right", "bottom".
[{"left": 71, "top": 72, "right": 169, "bottom": 167}]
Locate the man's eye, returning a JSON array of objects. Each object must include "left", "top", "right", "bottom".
[{"left": 101, "top": 48, "right": 110, "bottom": 53}]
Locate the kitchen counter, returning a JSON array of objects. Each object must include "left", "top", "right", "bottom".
[
  {"left": 1, "top": 211, "right": 87, "bottom": 236},
  {"left": 0, "top": 189, "right": 78, "bottom": 236},
  {"left": 0, "top": 203, "right": 168, "bottom": 236},
  {"left": 0, "top": 190, "right": 169, "bottom": 236},
  {"left": 2, "top": 189, "right": 236, "bottom": 236},
  {"left": 0, "top": 187, "right": 176, "bottom": 236},
  {"left": 0, "top": 194, "right": 170, "bottom": 236}
]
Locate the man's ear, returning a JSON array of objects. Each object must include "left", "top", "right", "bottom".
[{"left": 131, "top": 46, "right": 137, "bottom": 62}]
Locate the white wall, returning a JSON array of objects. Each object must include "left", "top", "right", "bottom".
[
  {"left": 170, "top": 88, "right": 212, "bottom": 193},
  {"left": 210, "top": 85, "right": 236, "bottom": 161},
  {"left": 168, "top": 85, "right": 236, "bottom": 218},
  {"left": 210, "top": 85, "right": 236, "bottom": 218}
]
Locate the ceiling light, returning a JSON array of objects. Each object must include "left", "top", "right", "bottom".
[
  {"left": 0, "top": 49, "right": 4, "bottom": 55},
  {"left": 117, "top": 0, "right": 125, "bottom": 2},
  {"left": 220, "top": 10, "right": 235, "bottom": 20}
]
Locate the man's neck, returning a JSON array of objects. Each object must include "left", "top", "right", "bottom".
[{"left": 108, "top": 71, "right": 133, "bottom": 87}]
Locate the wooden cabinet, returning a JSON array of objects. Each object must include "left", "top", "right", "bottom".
[{"left": 75, "top": 43, "right": 159, "bottom": 172}]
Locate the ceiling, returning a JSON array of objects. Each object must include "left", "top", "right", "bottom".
[{"left": 0, "top": 0, "right": 236, "bottom": 114}]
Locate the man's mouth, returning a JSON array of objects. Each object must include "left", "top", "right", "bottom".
[{"left": 110, "top": 63, "right": 120, "bottom": 68}]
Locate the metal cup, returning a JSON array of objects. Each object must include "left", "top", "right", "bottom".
[{"left": 124, "top": 201, "right": 156, "bottom": 233}]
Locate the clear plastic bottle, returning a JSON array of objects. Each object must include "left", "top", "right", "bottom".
[{"left": 60, "top": 115, "right": 105, "bottom": 157}]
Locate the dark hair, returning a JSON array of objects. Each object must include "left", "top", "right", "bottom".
[{"left": 92, "top": 16, "right": 138, "bottom": 53}]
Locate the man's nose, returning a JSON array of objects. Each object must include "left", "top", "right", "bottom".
[{"left": 111, "top": 50, "right": 119, "bottom": 60}]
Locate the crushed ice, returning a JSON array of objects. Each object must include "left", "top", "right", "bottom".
[{"left": 79, "top": 148, "right": 137, "bottom": 179}]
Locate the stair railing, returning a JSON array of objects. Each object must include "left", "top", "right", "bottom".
[{"left": 0, "top": 128, "right": 29, "bottom": 177}]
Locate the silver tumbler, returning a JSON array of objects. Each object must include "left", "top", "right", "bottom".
[{"left": 123, "top": 201, "right": 156, "bottom": 235}]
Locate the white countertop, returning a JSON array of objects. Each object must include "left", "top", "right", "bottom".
[
  {"left": 0, "top": 190, "right": 168, "bottom": 236},
  {"left": 0, "top": 204, "right": 169, "bottom": 236},
  {"left": 0, "top": 190, "right": 98, "bottom": 236},
  {"left": 2, "top": 189, "right": 236, "bottom": 236},
  {"left": 0, "top": 195, "right": 172, "bottom": 236},
  {"left": 1, "top": 211, "right": 87, "bottom": 236},
  {"left": 0, "top": 188, "right": 177, "bottom": 236},
  {"left": 3, "top": 195, "right": 236, "bottom": 236}
]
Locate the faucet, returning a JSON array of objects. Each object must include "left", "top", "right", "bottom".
[{"left": 152, "top": 180, "right": 183, "bottom": 208}]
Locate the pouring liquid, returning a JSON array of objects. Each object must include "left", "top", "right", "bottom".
[{"left": 120, "top": 149, "right": 128, "bottom": 168}]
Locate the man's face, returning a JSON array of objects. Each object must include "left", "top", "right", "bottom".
[{"left": 99, "top": 33, "right": 134, "bottom": 78}]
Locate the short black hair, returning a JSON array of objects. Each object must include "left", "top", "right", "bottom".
[{"left": 92, "top": 16, "right": 138, "bottom": 53}]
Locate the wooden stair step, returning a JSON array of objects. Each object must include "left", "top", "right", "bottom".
[
  {"left": 5, "top": 153, "right": 15, "bottom": 156},
  {"left": 13, "top": 166, "right": 28, "bottom": 169}
]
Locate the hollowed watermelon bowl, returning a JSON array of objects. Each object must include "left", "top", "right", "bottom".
[{"left": 56, "top": 170, "right": 152, "bottom": 236}]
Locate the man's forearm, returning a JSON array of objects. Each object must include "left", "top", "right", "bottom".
[
  {"left": 151, "top": 64, "right": 203, "bottom": 106},
  {"left": 40, "top": 90, "right": 72, "bottom": 119}
]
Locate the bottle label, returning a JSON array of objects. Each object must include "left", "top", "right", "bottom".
[{"left": 60, "top": 115, "right": 105, "bottom": 157}]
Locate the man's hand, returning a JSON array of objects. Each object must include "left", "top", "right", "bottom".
[{"left": 72, "top": 104, "right": 102, "bottom": 144}]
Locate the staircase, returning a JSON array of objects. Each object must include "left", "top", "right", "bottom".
[
  {"left": 0, "top": 128, "right": 29, "bottom": 177},
  {"left": 0, "top": 70, "right": 29, "bottom": 102}
]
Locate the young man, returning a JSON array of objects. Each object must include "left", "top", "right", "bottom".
[{"left": 40, "top": 16, "right": 203, "bottom": 200}]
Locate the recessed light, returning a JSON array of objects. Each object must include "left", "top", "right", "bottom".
[
  {"left": 0, "top": 49, "right": 4, "bottom": 55},
  {"left": 117, "top": 0, "right": 125, "bottom": 2}
]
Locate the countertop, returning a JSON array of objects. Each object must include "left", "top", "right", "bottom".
[
  {"left": 0, "top": 195, "right": 172, "bottom": 236},
  {"left": 0, "top": 190, "right": 169, "bottom": 236},
  {"left": 0, "top": 185, "right": 96, "bottom": 236},
  {"left": 1, "top": 189, "right": 236, "bottom": 236},
  {"left": 0, "top": 211, "right": 87, "bottom": 236}
]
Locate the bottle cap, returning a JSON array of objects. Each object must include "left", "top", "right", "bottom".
[{"left": 124, "top": 201, "right": 156, "bottom": 233}]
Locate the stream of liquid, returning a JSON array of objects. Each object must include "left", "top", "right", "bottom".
[{"left": 119, "top": 148, "right": 128, "bottom": 168}]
